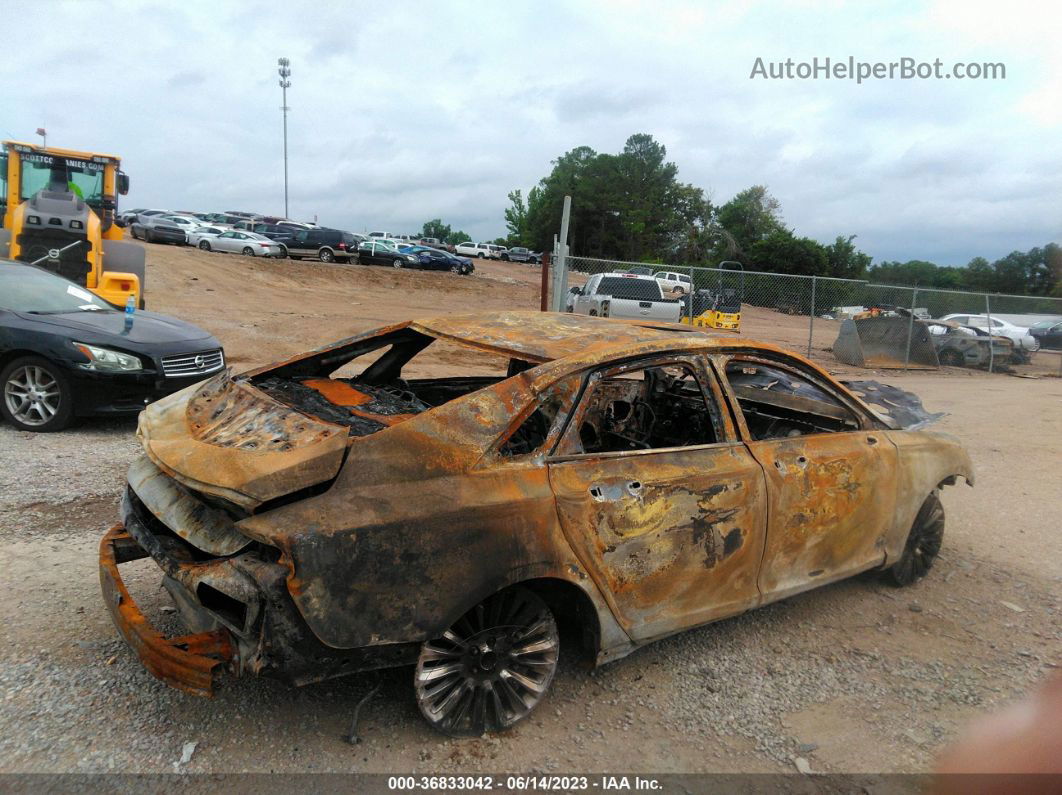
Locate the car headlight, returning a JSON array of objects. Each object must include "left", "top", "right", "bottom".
[
  {"left": 73, "top": 342, "right": 143, "bottom": 372},
  {"left": 407, "top": 255, "right": 418, "bottom": 262}
]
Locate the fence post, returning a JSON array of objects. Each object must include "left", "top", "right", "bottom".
[
  {"left": 903, "top": 287, "right": 917, "bottom": 371},
  {"left": 985, "top": 294, "right": 994, "bottom": 373},
  {"left": 540, "top": 251, "right": 550, "bottom": 312},
  {"left": 807, "top": 276, "right": 816, "bottom": 357},
  {"left": 688, "top": 266, "right": 695, "bottom": 322}
]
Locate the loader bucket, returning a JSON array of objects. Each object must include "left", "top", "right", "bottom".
[{"left": 833, "top": 316, "right": 939, "bottom": 369}]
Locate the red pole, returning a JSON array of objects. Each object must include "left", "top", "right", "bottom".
[{"left": 540, "top": 252, "right": 551, "bottom": 311}]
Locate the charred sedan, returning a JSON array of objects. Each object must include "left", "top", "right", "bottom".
[
  {"left": 100, "top": 311, "right": 972, "bottom": 735},
  {"left": 1, "top": 260, "right": 224, "bottom": 431}
]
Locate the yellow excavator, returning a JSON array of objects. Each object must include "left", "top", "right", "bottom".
[{"left": 1, "top": 140, "right": 145, "bottom": 307}]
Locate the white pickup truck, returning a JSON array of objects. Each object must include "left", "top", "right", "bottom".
[{"left": 569, "top": 272, "right": 682, "bottom": 322}]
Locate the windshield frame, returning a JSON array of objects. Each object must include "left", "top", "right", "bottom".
[{"left": 0, "top": 262, "right": 117, "bottom": 313}]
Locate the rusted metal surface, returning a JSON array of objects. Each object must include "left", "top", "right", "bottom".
[
  {"left": 99, "top": 524, "right": 234, "bottom": 698},
  {"left": 127, "top": 456, "right": 250, "bottom": 555},
  {"left": 833, "top": 315, "right": 939, "bottom": 369},
  {"left": 104, "top": 310, "right": 974, "bottom": 701}
]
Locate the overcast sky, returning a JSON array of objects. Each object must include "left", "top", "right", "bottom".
[{"left": 6, "top": 0, "right": 1059, "bottom": 264}]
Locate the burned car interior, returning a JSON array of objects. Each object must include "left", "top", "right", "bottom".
[{"left": 722, "top": 358, "right": 862, "bottom": 440}]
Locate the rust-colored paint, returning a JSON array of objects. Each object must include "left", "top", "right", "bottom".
[
  {"left": 99, "top": 524, "right": 233, "bottom": 698},
  {"left": 103, "top": 310, "right": 974, "bottom": 699}
]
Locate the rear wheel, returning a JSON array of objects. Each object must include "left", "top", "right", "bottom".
[
  {"left": 319, "top": 249, "right": 335, "bottom": 263},
  {"left": 199, "top": 240, "right": 211, "bottom": 251},
  {"left": 414, "top": 586, "right": 559, "bottom": 737},
  {"left": 885, "top": 492, "right": 944, "bottom": 586},
  {"left": 242, "top": 246, "right": 255, "bottom": 256},
  {"left": 1, "top": 356, "right": 74, "bottom": 432},
  {"left": 938, "top": 349, "right": 963, "bottom": 367}
]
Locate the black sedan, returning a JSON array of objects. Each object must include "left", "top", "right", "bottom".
[
  {"left": 1030, "top": 319, "right": 1062, "bottom": 351},
  {"left": 356, "top": 240, "right": 420, "bottom": 268},
  {"left": 0, "top": 260, "right": 225, "bottom": 432},
  {"left": 403, "top": 246, "right": 475, "bottom": 275}
]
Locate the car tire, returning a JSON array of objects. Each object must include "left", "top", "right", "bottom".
[
  {"left": 674, "top": 287, "right": 686, "bottom": 296},
  {"left": 414, "top": 585, "right": 559, "bottom": 737},
  {"left": 319, "top": 249, "right": 335, "bottom": 263},
  {"left": 1, "top": 355, "right": 75, "bottom": 432},
  {"left": 199, "top": 241, "right": 211, "bottom": 251},
  {"left": 885, "top": 492, "right": 944, "bottom": 587},
  {"left": 278, "top": 245, "right": 288, "bottom": 259},
  {"left": 501, "top": 254, "right": 510, "bottom": 261},
  {"left": 393, "top": 258, "right": 405, "bottom": 269},
  {"left": 242, "top": 247, "right": 255, "bottom": 256},
  {"left": 144, "top": 229, "right": 153, "bottom": 243},
  {"left": 130, "top": 226, "right": 139, "bottom": 240},
  {"left": 938, "top": 349, "right": 964, "bottom": 367}
]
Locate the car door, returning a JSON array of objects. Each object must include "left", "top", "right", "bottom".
[
  {"left": 547, "top": 354, "right": 768, "bottom": 642},
  {"left": 712, "top": 353, "right": 897, "bottom": 602},
  {"left": 212, "top": 231, "right": 237, "bottom": 252}
]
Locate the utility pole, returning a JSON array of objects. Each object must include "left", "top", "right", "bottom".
[{"left": 277, "top": 58, "right": 292, "bottom": 219}]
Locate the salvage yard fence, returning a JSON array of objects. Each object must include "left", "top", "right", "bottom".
[{"left": 554, "top": 254, "right": 1062, "bottom": 376}]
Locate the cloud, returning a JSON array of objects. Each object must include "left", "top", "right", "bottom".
[{"left": 3, "top": 0, "right": 1057, "bottom": 263}]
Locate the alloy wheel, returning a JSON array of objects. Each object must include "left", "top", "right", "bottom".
[
  {"left": 4, "top": 365, "right": 61, "bottom": 427},
  {"left": 415, "top": 587, "right": 559, "bottom": 737}
]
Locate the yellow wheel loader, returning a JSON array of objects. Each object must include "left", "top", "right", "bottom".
[{"left": 1, "top": 140, "right": 145, "bottom": 307}]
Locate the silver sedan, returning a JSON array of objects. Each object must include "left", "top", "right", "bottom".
[
  {"left": 198, "top": 230, "right": 285, "bottom": 258},
  {"left": 185, "top": 225, "right": 227, "bottom": 247}
]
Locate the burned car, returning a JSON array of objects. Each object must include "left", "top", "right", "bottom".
[{"left": 100, "top": 311, "right": 973, "bottom": 736}]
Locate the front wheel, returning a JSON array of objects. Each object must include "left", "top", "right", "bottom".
[
  {"left": 393, "top": 258, "right": 404, "bottom": 269},
  {"left": 1, "top": 356, "right": 74, "bottom": 432},
  {"left": 242, "top": 246, "right": 255, "bottom": 256},
  {"left": 414, "top": 586, "right": 559, "bottom": 737},
  {"left": 938, "top": 349, "right": 964, "bottom": 367},
  {"left": 885, "top": 492, "right": 944, "bottom": 586}
]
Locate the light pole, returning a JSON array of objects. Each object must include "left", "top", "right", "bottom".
[{"left": 277, "top": 58, "right": 291, "bottom": 219}]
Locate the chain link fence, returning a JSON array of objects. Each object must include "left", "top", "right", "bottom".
[{"left": 561, "top": 255, "right": 1062, "bottom": 376}]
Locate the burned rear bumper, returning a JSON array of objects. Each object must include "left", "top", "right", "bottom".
[{"left": 99, "top": 524, "right": 234, "bottom": 697}]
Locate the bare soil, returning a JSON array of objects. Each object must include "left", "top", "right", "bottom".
[{"left": 0, "top": 239, "right": 1058, "bottom": 776}]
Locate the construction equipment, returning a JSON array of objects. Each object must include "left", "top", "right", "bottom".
[
  {"left": 833, "top": 305, "right": 939, "bottom": 369},
  {"left": 1, "top": 140, "right": 145, "bottom": 307},
  {"left": 680, "top": 287, "right": 742, "bottom": 331}
]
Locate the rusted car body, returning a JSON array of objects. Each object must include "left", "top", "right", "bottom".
[{"left": 100, "top": 311, "right": 973, "bottom": 735}]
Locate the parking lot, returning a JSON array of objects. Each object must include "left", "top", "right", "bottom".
[{"left": 1, "top": 239, "right": 1059, "bottom": 774}]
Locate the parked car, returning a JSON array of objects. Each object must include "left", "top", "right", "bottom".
[
  {"left": 502, "top": 247, "right": 541, "bottom": 264},
  {"left": 160, "top": 215, "right": 207, "bottom": 239},
  {"left": 130, "top": 214, "right": 186, "bottom": 245},
  {"left": 243, "top": 223, "right": 296, "bottom": 248},
  {"left": 0, "top": 259, "right": 224, "bottom": 432},
  {"left": 939, "top": 314, "right": 1038, "bottom": 355},
  {"left": 570, "top": 272, "right": 682, "bottom": 322},
  {"left": 285, "top": 228, "right": 360, "bottom": 263},
  {"left": 655, "top": 271, "right": 693, "bottom": 295},
  {"left": 368, "top": 231, "right": 392, "bottom": 238},
  {"left": 487, "top": 245, "right": 507, "bottom": 260},
  {"left": 185, "top": 225, "right": 227, "bottom": 248},
  {"left": 926, "top": 320, "right": 1014, "bottom": 368},
  {"left": 357, "top": 239, "right": 420, "bottom": 268},
  {"left": 197, "top": 230, "right": 285, "bottom": 258},
  {"left": 1029, "top": 319, "right": 1062, "bottom": 351},
  {"left": 403, "top": 246, "right": 474, "bottom": 274},
  {"left": 100, "top": 310, "right": 972, "bottom": 736},
  {"left": 205, "top": 213, "right": 250, "bottom": 226},
  {"left": 117, "top": 208, "right": 146, "bottom": 227},
  {"left": 454, "top": 242, "right": 492, "bottom": 259}
]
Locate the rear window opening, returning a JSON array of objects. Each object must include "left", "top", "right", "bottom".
[{"left": 250, "top": 329, "right": 536, "bottom": 436}]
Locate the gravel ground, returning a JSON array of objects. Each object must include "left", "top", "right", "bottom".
[{"left": 1, "top": 246, "right": 1059, "bottom": 776}]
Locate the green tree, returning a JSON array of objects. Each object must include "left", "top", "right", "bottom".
[
  {"left": 420, "top": 219, "right": 452, "bottom": 241},
  {"left": 823, "top": 235, "right": 872, "bottom": 280},
  {"left": 504, "top": 189, "right": 529, "bottom": 245},
  {"left": 747, "top": 230, "right": 828, "bottom": 276},
  {"left": 714, "top": 186, "right": 786, "bottom": 256},
  {"left": 447, "top": 229, "right": 472, "bottom": 245}
]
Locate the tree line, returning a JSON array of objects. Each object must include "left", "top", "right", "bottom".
[{"left": 492, "top": 133, "right": 1060, "bottom": 297}]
